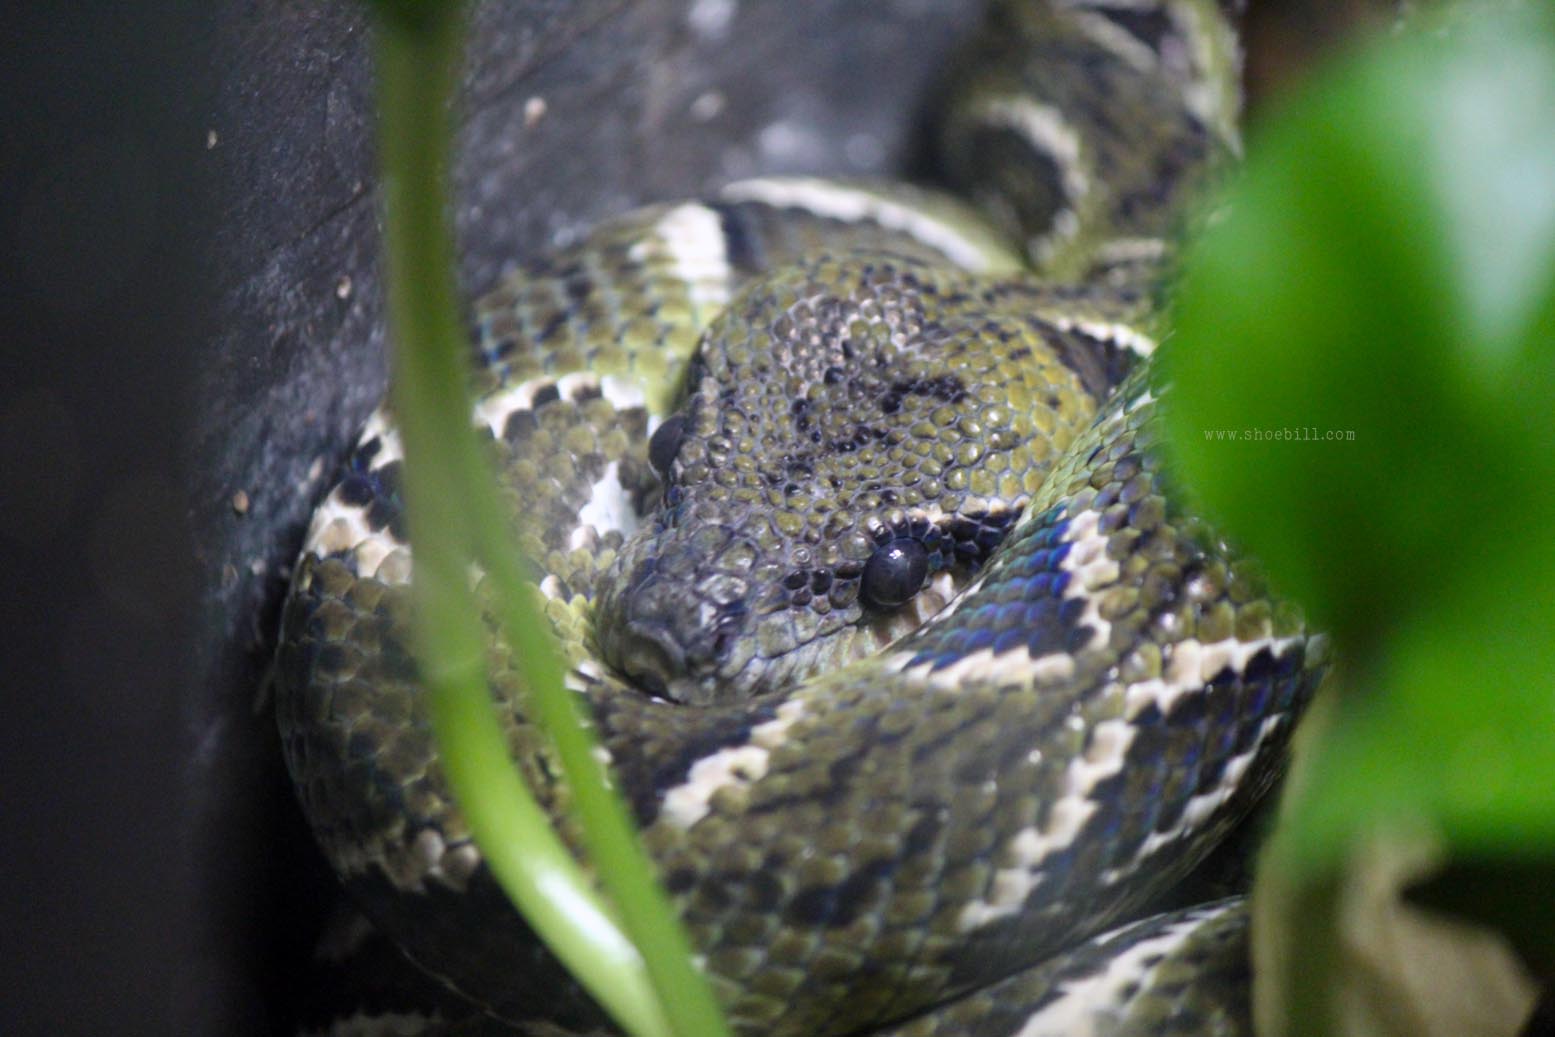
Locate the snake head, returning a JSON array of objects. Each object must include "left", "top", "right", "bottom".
[{"left": 594, "top": 255, "right": 1106, "bottom": 705}]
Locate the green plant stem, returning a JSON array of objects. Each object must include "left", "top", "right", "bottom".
[
  {"left": 470, "top": 522, "right": 735, "bottom": 1037},
  {"left": 370, "top": 5, "right": 731, "bottom": 1037}
]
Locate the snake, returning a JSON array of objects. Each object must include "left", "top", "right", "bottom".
[{"left": 276, "top": 1, "right": 1330, "bottom": 1034}]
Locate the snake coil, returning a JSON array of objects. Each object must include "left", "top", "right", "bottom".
[{"left": 277, "top": 2, "right": 1327, "bottom": 1034}]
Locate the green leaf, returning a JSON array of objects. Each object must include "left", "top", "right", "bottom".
[
  {"left": 1284, "top": 544, "right": 1555, "bottom": 870},
  {"left": 1162, "top": 0, "right": 1555, "bottom": 943},
  {"left": 1164, "top": 3, "right": 1555, "bottom": 650},
  {"left": 1166, "top": 5, "right": 1555, "bottom": 1029}
]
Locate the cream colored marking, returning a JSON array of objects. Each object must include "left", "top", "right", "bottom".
[
  {"left": 473, "top": 371, "right": 616, "bottom": 440},
  {"left": 1067, "top": 10, "right": 1159, "bottom": 72},
  {"left": 920, "top": 573, "right": 988, "bottom": 628},
  {"left": 599, "top": 372, "right": 648, "bottom": 413},
  {"left": 1175, "top": 0, "right": 1244, "bottom": 153},
  {"left": 1148, "top": 712, "right": 1282, "bottom": 856},
  {"left": 1094, "top": 236, "right": 1169, "bottom": 266},
  {"left": 1097, "top": 713, "right": 1286, "bottom": 891},
  {"left": 720, "top": 177, "right": 1001, "bottom": 273},
  {"left": 404, "top": 829, "right": 481, "bottom": 893},
  {"left": 646, "top": 203, "right": 732, "bottom": 315},
  {"left": 1026, "top": 651, "right": 1077, "bottom": 684},
  {"left": 974, "top": 96, "right": 1089, "bottom": 207},
  {"left": 359, "top": 407, "right": 404, "bottom": 470},
  {"left": 1008, "top": 909, "right": 1214, "bottom": 1037},
  {"left": 441, "top": 843, "right": 481, "bottom": 889},
  {"left": 472, "top": 368, "right": 649, "bottom": 441},
  {"left": 870, "top": 569, "right": 969, "bottom": 651},
  {"left": 1122, "top": 634, "right": 1303, "bottom": 719},
  {"left": 412, "top": 827, "right": 446, "bottom": 876},
  {"left": 1060, "top": 509, "right": 1119, "bottom": 653},
  {"left": 339, "top": 809, "right": 480, "bottom": 893},
  {"left": 890, "top": 506, "right": 1113, "bottom": 690},
  {"left": 473, "top": 376, "right": 552, "bottom": 438},
  {"left": 904, "top": 644, "right": 1075, "bottom": 693},
  {"left": 917, "top": 569, "right": 960, "bottom": 620},
  {"left": 1047, "top": 314, "right": 1159, "bottom": 358},
  {"left": 351, "top": 534, "right": 404, "bottom": 584},
  {"left": 658, "top": 697, "right": 809, "bottom": 830},
  {"left": 539, "top": 573, "right": 566, "bottom": 601},
  {"left": 305, "top": 492, "right": 373, "bottom": 556},
  {"left": 573, "top": 460, "right": 640, "bottom": 548},
  {"left": 957, "top": 718, "right": 1136, "bottom": 931},
  {"left": 304, "top": 491, "right": 410, "bottom": 584},
  {"left": 882, "top": 499, "right": 1022, "bottom": 638}
]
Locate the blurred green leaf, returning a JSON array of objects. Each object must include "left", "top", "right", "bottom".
[
  {"left": 1164, "top": 0, "right": 1555, "bottom": 860},
  {"left": 1285, "top": 549, "right": 1555, "bottom": 869},
  {"left": 1163, "top": 5, "right": 1555, "bottom": 1026},
  {"left": 1166, "top": 3, "right": 1555, "bottom": 646}
]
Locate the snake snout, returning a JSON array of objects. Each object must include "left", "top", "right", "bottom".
[
  {"left": 614, "top": 611, "right": 742, "bottom": 706},
  {"left": 598, "top": 547, "right": 756, "bottom": 706},
  {"left": 616, "top": 619, "right": 684, "bottom": 699}
]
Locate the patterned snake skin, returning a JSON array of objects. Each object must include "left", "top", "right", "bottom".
[{"left": 276, "top": 2, "right": 1328, "bottom": 1034}]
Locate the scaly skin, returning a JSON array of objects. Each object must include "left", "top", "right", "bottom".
[{"left": 276, "top": 3, "right": 1323, "bottom": 1034}]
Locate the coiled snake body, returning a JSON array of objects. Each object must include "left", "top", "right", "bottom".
[{"left": 277, "top": 2, "right": 1328, "bottom": 1034}]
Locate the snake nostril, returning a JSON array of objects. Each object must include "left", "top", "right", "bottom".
[{"left": 617, "top": 620, "right": 687, "bottom": 699}]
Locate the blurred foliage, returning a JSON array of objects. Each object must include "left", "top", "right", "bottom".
[
  {"left": 1164, "top": 1, "right": 1555, "bottom": 1032},
  {"left": 1242, "top": 0, "right": 1410, "bottom": 107}
]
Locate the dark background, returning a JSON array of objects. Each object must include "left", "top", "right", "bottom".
[{"left": 0, "top": 2, "right": 1399, "bottom": 1034}]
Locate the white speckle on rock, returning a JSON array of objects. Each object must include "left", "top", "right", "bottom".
[
  {"left": 757, "top": 119, "right": 822, "bottom": 164},
  {"left": 690, "top": 90, "right": 725, "bottom": 122},
  {"left": 524, "top": 96, "right": 547, "bottom": 128},
  {"left": 687, "top": 0, "right": 736, "bottom": 41}
]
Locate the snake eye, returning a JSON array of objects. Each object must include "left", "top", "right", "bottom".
[
  {"left": 860, "top": 538, "right": 928, "bottom": 610},
  {"left": 648, "top": 415, "right": 687, "bottom": 476}
]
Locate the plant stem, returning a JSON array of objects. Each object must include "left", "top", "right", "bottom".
[{"left": 369, "top": 4, "right": 732, "bottom": 1037}]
